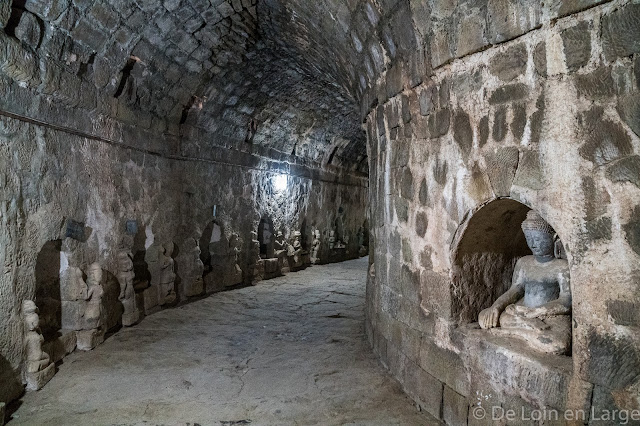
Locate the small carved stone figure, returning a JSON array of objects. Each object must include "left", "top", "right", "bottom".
[
  {"left": 179, "top": 237, "right": 204, "bottom": 298},
  {"left": 84, "top": 263, "right": 104, "bottom": 330},
  {"left": 23, "top": 301, "right": 51, "bottom": 373},
  {"left": 329, "top": 230, "right": 336, "bottom": 250},
  {"left": 273, "top": 231, "right": 289, "bottom": 273},
  {"left": 311, "top": 230, "right": 321, "bottom": 264},
  {"left": 274, "top": 231, "right": 287, "bottom": 256},
  {"left": 159, "top": 243, "right": 177, "bottom": 305},
  {"left": 22, "top": 300, "right": 55, "bottom": 390},
  {"left": 250, "top": 231, "right": 264, "bottom": 283},
  {"left": 117, "top": 250, "right": 140, "bottom": 326},
  {"left": 357, "top": 226, "right": 368, "bottom": 257},
  {"left": 227, "top": 233, "right": 243, "bottom": 286},
  {"left": 478, "top": 211, "right": 571, "bottom": 355}
]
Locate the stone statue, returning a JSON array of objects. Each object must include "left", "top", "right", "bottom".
[
  {"left": 274, "top": 231, "right": 287, "bottom": 256},
  {"left": 73, "top": 262, "right": 107, "bottom": 351},
  {"left": 84, "top": 263, "right": 104, "bottom": 330},
  {"left": 145, "top": 242, "right": 177, "bottom": 307},
  {"left": 178, "top": 237, "right": 204, "bottom": 298},
  {"left": 159, "top": 243, "right": 177, "bottom": 305},
  {"left": 250, "top": 231, "right": 264, "bottom": 283},
  {"left": 311, "top": 230, "right": 321, "bottom": 264},
  {"left": 273, "top": 231, "right": 289, "bottom": 273},
  {"left": 22, "top": 300, "right": 55, "bottom": 390},
  {"left": 329, "top": 230, "right": 336, "bottom": 250},
  {"left": 478, "top": 211, "right": 571, "bottom": 355},
  {"left": 228, "top": 233, "right": 243, "bottom": 284},
  {"left": 117, "top": 250, "right": 140, "bottom": 326},
  {"left": 357, "top": 226, "right": 368, "bottom": 257}
]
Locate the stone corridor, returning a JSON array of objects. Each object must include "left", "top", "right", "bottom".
[{"left": 8, "top": 258, "right": 434, "bottom": 425}]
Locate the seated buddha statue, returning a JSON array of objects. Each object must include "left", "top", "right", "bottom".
[{"left": 478, "top": 211, "right": 571, "bottom": 355}]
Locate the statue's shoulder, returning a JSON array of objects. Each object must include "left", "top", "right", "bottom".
[
  {"left": 551, "top": 257, "right": 569, "bottom": 271},
  {"left": 515, "top": 255, "right": 536, "bottom": 267}
]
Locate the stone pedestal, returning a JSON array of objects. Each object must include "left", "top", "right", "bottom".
[
  {"left": 251, "top": 260, "right": 265, "bottom": 284},
  {"left": 183, "top": 278, "right": 204, "bottom": 298},
  {"left": 262, "top": 258, "right": 281, "bottom": 280},
  {"left": 24, "top": 363, "right": 55, "bottom": 391},
  {"left": 42, "top": 330, "right": 77, "bottom": 363},
  {"left": 142, "top": 286, "right": 159, "bottom": 314},
  {"left": 205, "top": 271, "right": 225, "bottom": 293},
  {"left": 122, "top": 310, "right": 140, "bottom": 327},
  {"left": 76, "top": 329, "right": 105, "bottom": 351}
]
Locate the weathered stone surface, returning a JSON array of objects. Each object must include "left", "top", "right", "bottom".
[
  {"left": 399, "top": 168, "right": 414, "bottom": 200},
  {"left": 490, "top": 43, "right": 527, "bottom": 81},
  {"left": 42, "top": 330, "right": 77, "bottom": 364},
  {"left": 478, "top": 116, "right": 489, "bottom": 147},
  {"left": 433, "top": 159, "right": 448, "bottom": 185},
  {"left": 415, "top": 212, "right": 428, "bottom": 238},
  {"left": 0, "top": 1, "right": 10, "bottom": 28},
  {"left": 586, "top": 330, "right": 640, "bottom": 389},
  {"left": 607, "top": 299, "right": 640, "bottom": 327},
  {"left": 443, "top": 386, "right": 468, "bottom": 426},
  {"left": 513, "top": 150, "right": 544, "bottom": 190},
  {"left": 76, "top": 329, "right": 105, "bottom": 351},
  {"left": 624, "top": 207, "right": 640, "bottom": 256},
  {"left": 487, "top": 0, "right": 541, "bottom": 44},
  {"left": 418, "top": 178, "right": 428, "bottom": 205},
  {"left": 546, "top": 0, "right": 609, "bottom": 19},
  {"left": 576, "top": 66, "right": 614, "bottom": 99},
  {"left": 488, "top": 83, "right": 529, "bottom": 104},
  {"left": 579, "top": 109, "right": 633, "bottom": 166},
  {"left": 485, "top": 147, "right": 520, "bottom": 196},
  {"left": 419, "top": 86, "right": 436, "bottom": 116},
  {"left": 453, "top": 110, "right": 473, "bottom": 158},
  {"left": 533, "top": 41, "right": 547, "bottom": 77},
  {"left": 492, "top": 106, "right": 508, "bottom": 142},
  {"left": 24, "top": 362, "right": 56, "bottom": 392},
  {"left": 510, "top": 103, "right": 526, "bottom": 141},
  {"left": 601, "top": 3, "right": 640, "bottom": 61},
  {"left": 606, "top": 156, "right": 640, "bottom": 188},
  {"left": 617, "top": 92, "right": 640, "bottom": 137},
  {"left": 561, "top": 21, "right": 592, "bottom": 72}
]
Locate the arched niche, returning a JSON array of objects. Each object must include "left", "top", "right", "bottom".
[
  {"left": 258, "top": 216, "right": 275, "bottom": 258},
  {"left": 35, "top": 240, "right": 62, "bottom": 340},
  {"left": 450, "top": 198, "right": 531, "bottom": 325}
]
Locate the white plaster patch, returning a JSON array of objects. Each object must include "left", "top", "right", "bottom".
[
  {"left": 145, "top": 224, "right": 154, "bottom": 249},
  {"left": 211, "top": 224, "right": 222, "bottom": 243},
  {"left": 546, "top": 32, "right": 567, "bottom": 76}
]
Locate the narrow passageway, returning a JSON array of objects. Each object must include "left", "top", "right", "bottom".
[{"left": 10, "top": 258, "right": 435, "bottom": 425}]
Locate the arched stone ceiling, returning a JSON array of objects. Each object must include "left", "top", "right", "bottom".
[{"left": 5, "top": 0, "right": 425, "bottom": 173}]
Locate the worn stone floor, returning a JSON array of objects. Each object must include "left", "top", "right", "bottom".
[{"left": 9, "top": 257, "right": 437, "bottom": 425}]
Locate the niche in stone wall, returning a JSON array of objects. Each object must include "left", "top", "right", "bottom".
[
  {"left": 35, "top": 240, "right": 62, "bottom": 340},
  {"left": 258, "top": 216, "right": 275, "bottom": 258},
  {"left": 131, "top": 224, "right": 151, "bottom": 292},
  {"left": 450, "top": 199, "right": 531, "bottom": 325}
]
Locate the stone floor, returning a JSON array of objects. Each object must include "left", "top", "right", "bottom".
[{"left": 9, "top": 257, "right": 437, "bottom": 425}]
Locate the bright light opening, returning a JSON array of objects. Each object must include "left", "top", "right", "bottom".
[{"left": 273, "top": 174, "right": 288, "bottom": 192}]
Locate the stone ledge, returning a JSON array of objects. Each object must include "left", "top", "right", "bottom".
[{"left": 455, "top": 325, "right": 573, "bottom": 411}]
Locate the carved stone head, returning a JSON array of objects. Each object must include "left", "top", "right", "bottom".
[
  {"left": 22, "top": 300, "right": 39, "bottom": 331},
  {"left": 86, "top": 263, "right": 103, "bottom": 286},
  {"left": 521, "top": 211, "right": 555, "bottom": 258}
]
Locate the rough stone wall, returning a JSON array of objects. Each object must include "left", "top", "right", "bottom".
[
  {"left": 364, "top": 0, "right": 640, "bottom": 423},
  {"left": 0, "top": 110, "right": 368, "bottom": 404}
]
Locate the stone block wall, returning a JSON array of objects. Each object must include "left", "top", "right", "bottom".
[
  {"left": 0, "top": 16, "right": 369, "bottom": 405},
  {"left": 364, "top": 1, "right": 640, "bottom": 424}
]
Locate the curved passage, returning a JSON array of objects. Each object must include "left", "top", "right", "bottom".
[{"left": 10, "top": 258, "right": 434, "bottom": 425}]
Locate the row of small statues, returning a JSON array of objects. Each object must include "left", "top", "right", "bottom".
[{"left": 23, "top": 225, "right": 369, "bottom": 392}]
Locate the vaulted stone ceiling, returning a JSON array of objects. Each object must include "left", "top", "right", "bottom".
[{"left": 7, "top": 0, "right": 419, "bottom": 174}]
